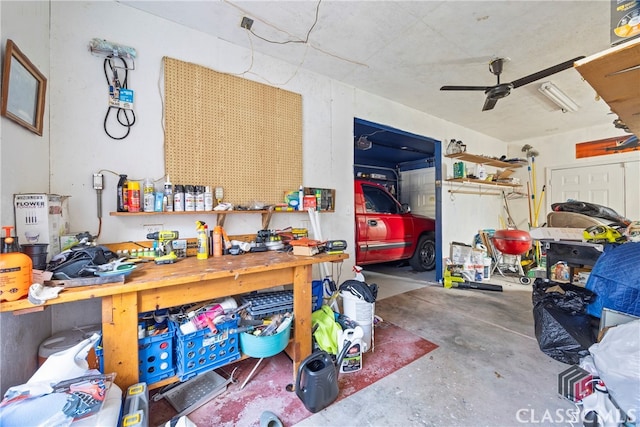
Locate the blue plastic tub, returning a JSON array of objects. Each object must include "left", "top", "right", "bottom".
[{"left": 239, "top": 319, "right": 292, "bottom": 358}]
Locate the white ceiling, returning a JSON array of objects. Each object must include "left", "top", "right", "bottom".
[{"left": 121, "top": 0, "right": 620, "bottom": 142}]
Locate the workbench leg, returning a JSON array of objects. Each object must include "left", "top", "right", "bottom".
[
  {"left": 291, "top": 264, "right": 312, "bottom": 384},
  {"left": 102, "top": 292, "right": 139, "bottom": 390}
]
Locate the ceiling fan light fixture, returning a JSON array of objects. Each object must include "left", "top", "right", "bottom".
[{"left": 538, "top": 81, "right": 579, "bottom": 113}]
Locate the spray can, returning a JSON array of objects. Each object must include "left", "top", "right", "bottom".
[
  {"left": 336, "top": 326, "right": 364, "bottom": 373},
  {"left": 185, "top": 185, "right": 196, "bottom": 212},
  {"left": 195, "top": 186, "right": 205, "bottom": 211},
  {"left": 213, "top": 226, "right": 223, "bottom": 258},
  {"left": 143, "top": 178, "right": 155, "bottom": 213},
  {"left": 127, "top": 181, "right": 141, "bottom": 213},
  {"left": 196, "top": 221, "right": 209, "bottom": 260},
  {"left": 117, "top": 174, "right": 128, "bottom": 212},
  {"left": 164, "top": 176, "right": 173, "bottom": 212},
  {"left": 204, "top": 186, "right": 213, "bottom": 211},
  {"left": 173, "top": 185, "right": 184, "bottom": 212}
]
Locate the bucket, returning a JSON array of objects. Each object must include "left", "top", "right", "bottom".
[
  {"left": 21, "top": 243, "right": 48, "bottom": 270},
  {"left": 341, "top": 291, "right": 374, "bottom": 352},
  {"left": 38, "top": 325, "right": 102, "bottom": 369},
  {"left": 239, "top": 319, "right": 292, "bottom": 358}
]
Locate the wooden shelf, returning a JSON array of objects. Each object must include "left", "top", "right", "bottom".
[
  {"left": 445, "top": 178, "right": 522, "bottom": 188},
  {"left": 575, "top": 38, "right": 640, "bottom": 137},
  {"left": 445, "top": 152, "right": 524, "bottom": 168},
  {"left": 109, "top": 209, "right": 333, "bottom": 229}
]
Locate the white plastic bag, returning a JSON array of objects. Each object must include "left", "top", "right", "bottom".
[{"left": 589, "top": 319, "right": 640, "bottom": 417}]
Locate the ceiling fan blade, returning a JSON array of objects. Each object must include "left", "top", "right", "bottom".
[
  {"left": 482, "top": 97, "right": 498, "bottom": 111},
  {"left": 510, "top": 56, "right": 586, "bottom": 89},
  {"left": 440, "top": 85, "right": 492, "bottom": 91}
]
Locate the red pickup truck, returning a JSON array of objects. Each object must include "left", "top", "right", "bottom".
[{"left": 354, "top": 179, "right": 436, "bottom": 271}]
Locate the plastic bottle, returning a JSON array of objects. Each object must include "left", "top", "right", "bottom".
[
  {"left": 184, "top": 185, "right": 195, "bottom": 212},
  {"left": 164, "top": 176, "right": 173, "bottom": 212},
  {"left": 213, "top": 226, "right": 223, "bottom": 257},
  {"left": 196, "top": 221, "right": 209, "bottom": 260},
  {"left": 117, "top": 174, "right": 128, "bottom": 212},
  {"left": 336, "top": 326, "right": 364, "bottom": 373},
  {"left": 128, "top": 181, "right": 141, "bottom": 213},
  {"left": 0, "top": 226, "right": 32, "bottom": 302},
  {"left": 298, "top": 186, "right": 305, "bottom": 211},
  {"left": 204, "top": 186, "right": 213, "bottom": 211},
  {"left": 143, "top": 178, "right": 155, "bottom": 213},
  {"left": 476, "top": 164, "right": 487, "bottom": 180},
  {"left": 173, "top": 184, "right": 184, "bottom": 212}
]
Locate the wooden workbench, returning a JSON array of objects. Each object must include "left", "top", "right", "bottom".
[{"left": 1, "top": 251, "right": 348, "bottom": 389}]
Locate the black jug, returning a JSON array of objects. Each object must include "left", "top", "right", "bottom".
[{"left": 295, "top": 342, "right": 351, "bottom": 413}]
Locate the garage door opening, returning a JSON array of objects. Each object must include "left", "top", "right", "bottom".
[{"left": 353, "top": 118, "right": 443, "bottom": 284}]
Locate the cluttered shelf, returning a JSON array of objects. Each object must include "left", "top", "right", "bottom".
[
  {"left": 110, "top": 208, "right": 334, "bottom": 229},
  {"left": 445, "top": 177, "right": 522, "bottom": 188},
  {"left": 109, "top": 209, "right": 334, "bottom": 216}
]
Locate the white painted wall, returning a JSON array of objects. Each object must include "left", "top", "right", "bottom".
[{"left": 0, "top": 0, "right": 52, "bottom": 397}]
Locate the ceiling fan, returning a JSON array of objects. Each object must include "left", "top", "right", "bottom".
[{"left": 440, "top": 56, "right": 585, "bottom": 111}]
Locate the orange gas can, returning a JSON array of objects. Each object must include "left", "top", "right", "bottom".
[{"left": 0, "top": 242, "right": 32, "bottom": 302}]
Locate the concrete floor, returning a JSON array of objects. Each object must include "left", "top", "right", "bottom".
[{"left": 295, "top": 264, "right": 577, "bottom": 426}]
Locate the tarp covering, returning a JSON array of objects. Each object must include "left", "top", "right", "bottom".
[{"left": 586, "top": 242, "right": 640, "bottom": 318}]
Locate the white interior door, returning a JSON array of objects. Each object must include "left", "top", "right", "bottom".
[
  {"left": 549, "top": 163, "right": 625, "bottom": 215},
  {"left": 400, "top": 168, "right": 436, "bottom": 218}
]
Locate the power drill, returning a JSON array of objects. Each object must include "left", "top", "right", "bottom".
[{"left": 147, "top": 230, "right": 179, "bottom": 263}]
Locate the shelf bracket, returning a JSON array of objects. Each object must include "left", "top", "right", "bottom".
[
  {"left": 216, "top": 213, "right": 227, "bottom": 227},
  {"left": 261, "top": 207, "right": 274, "bottom": 230}
]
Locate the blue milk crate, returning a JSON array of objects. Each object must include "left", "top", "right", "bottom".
[
  {"left": 173, "top": 316, "right": 241, "bottom": 382},
  {"left": 138, "top": 316, "right": 175, "bottom": 384}
]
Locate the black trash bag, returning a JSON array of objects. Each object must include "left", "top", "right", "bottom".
[
  {"left": 532, "top": 278, "right": 597, "bottom": 364},
  {"left": 338, "top": 280, "right": 378, "bottom": 303},
  {"left": 48, "top": 245, "right": 117, "bottom": 279}
]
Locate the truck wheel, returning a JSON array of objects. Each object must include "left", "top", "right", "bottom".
[{"left": 409, "top": 233, "right": 436, "bottom": 271}]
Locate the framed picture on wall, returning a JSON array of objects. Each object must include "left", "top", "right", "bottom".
[{"left": 1, "top": 39, "right": 47, "bottom": 136}]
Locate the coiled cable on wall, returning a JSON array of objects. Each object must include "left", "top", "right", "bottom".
[{"left": 103, "top": 57, "right": 136, "bottom": 140}]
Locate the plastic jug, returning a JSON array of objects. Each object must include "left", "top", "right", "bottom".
[
  {"left": 336, "top": 326, "right": 364, "bottom": 373},
  {"left": 295, "top": 340, "right": 352, "bottom": 413},
  {"left": 0, "top": 226, "right": 32, "bottom": 302},
  {"left": 295, "top": 351, "right": 339, "bottom": 413}
]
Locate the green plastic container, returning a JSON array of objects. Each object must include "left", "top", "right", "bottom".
[{"left": 240, "top": 320, "right": 292, "bottom": 358}]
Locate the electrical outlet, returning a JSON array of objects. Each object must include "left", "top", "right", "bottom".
[
  {"left": 240, "top": 16, "right": 254, "bottom": 30},
  {"left": 144, "top": 224, "right": 163, "bottom": 236},
  {"left": 93, "top": 173, "right": 104, "bottom": 190}
]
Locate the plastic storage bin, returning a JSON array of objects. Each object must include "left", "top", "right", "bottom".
[
  {"left": 239, "top": 319, "right": 292, "bottom": 358},
  {"left": 173, "top": 316, "right": 241, "bottom": 381},
  {"left": 138, "top": 315, "right": 175, "bottom": 384}
]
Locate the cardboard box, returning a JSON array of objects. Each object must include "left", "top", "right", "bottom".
[
  {"left": 14, "top": 194, "right": 70, "bottom": 260},
  {"left": 611, "top": 0, "right": 640, "bottom": 46},
  {"left": 292, "top": 245, "right": 319, "bottom": 256},
  {"left": 450, "top": 243, "right": 473, "bottom": 264},
  {"left": 558, "top": 365, "right": 593, "bottom": 402}
]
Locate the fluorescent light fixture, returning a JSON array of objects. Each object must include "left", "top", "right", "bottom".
[{"left": 538, "top": 81, "right": 579, "bottom": 113}]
